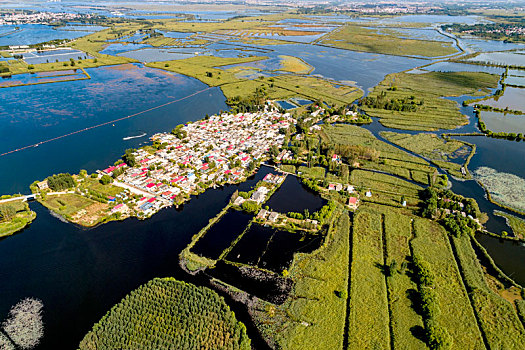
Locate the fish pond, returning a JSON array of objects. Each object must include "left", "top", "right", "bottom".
[
  {"left": 265, "top": 175, "right": 327, "bottom": 214},
  {"left": 22, "top": 48, "right": 92, "bottom": 65},
  {"left": 478, "top": 87, "right": 525, "bottom": 111},
  {"left": 191, "top": 209, "right": 253, "bottom": 260},
  {"left": 467, "top": 51, "right": 525, "bottom": 67},
  {"left": 479, "top": 111, "right": 525, "bottom": 134}
]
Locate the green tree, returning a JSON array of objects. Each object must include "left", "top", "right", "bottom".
[
  {"left": 0, "top": 205, "right": 17, "bottom": 222},
  {"left": 100, "top": 175, "right": 113, "bottom": 185},
  {"left": 122, "top": 149, "right": 137, "bottom": 167}
]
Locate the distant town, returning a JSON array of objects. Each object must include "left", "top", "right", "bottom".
[{"left": 0, "top": 11, "right": 89, "bottom": 25}]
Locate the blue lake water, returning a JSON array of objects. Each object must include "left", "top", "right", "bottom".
[
  {"left": 467, "top": 51, "right": 525, "bottom": 67},
  {"left": 0, "top": 24, "right": 92, "bottom": 46},
  {"left": 22, "top": 49, "right": 92, "bottom": 64},
  {"left": 266, "top": 175, "right": 327, "bottom": 213},
  {"left": 0, "top": 63, "right": 227, "bottom": 194},
  {"left": 191, "top": 209, "right": 254, "bottom": 259},
  {"left": 99, "top": 42, "right": 152, "bottom": 55},
  {"left": 479, "top": 111, "right": 525, "bottom": 133},
  {"left": 0, "top": 167, "right": 272, "bottom": 350},
  {"left": 219, "top": 42, "right": 427, "bottom": 92}
]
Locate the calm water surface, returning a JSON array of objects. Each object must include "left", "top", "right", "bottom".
[
  {"left": 0, "top": 168, "right": 271, "bottom": 350},
  {"left": 266, "top": 175, "right": 327, "bottom": 213},
  {"left": 0, "top": 63, "right": 227, "bottom": 194}
]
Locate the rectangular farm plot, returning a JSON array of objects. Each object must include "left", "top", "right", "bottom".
[{"left": 347, "top": 209, "right": 390, "bottom": 349}]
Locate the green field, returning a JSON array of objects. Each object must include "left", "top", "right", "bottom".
[
  {"left": 411, "top": 218, "right": 485, "bottom": 349},
  {"left": 252, "top": 209, "right": 349, "bottom": 349},
  {"left": 347, "top": 207, "right": 390, "bottom": 349},
  {"left": 277, "top": 55, "right": 313, "bottom": 74},
  {"left": 321, "top": 124, "right": 434, "bottom": 185},
  {"left": 349, "top": 169, "right": 422, "bottom": 207},
  {"left": 383, "top": 209, "right": 426, "bottom": 349},
  {"left": 319, "top": 24, "right": 459, "bottom": 57},
  {"left": 297, "top": 166, "right": 326, "bottom": 179},
  {"left": 451, "top": 235, "right": 525, "bottom": 348},
  {"left": 39, "top": 193, "right": 95, "bottom": 217},
  {"left": 362, "top": 71, "right": 500, "bottom": 131},
  {"left": 0, "top": 200, "right": 36, "bottom": 237},
  {"left": 82, "top": 178, "right": 125, "bottom": 197},
  {"left": 80, "top": 278, "right": 251, "bottom": 349},
  {"left": 381, "top": 131, "right": 473, "bottom": 178}
]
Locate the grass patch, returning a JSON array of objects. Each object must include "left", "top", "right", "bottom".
[
  {"left": 147, "top": 55, "right": 268, "bottom": 87},
  {"left": 297, "top": 166, "right": 326, "bottom": 180},
  {"left": 347, "top": 207, "right": 390, "bottom": 348},
  {"left": 0, "top": 200, "right": 36, "bottom": 237},
  {"left": 350, "top": 170, "right": 422, "bottom": 207},
  {"left": 39, "top": 193, "right": 95, "bottom": 217},
  {"left": 38, "top": 193, "right": 112, "bottom": 227},
  {"left": 319, "top": 24, "right": 458, "bottom": 57},
  {"left": 82, "top": 178, "right": 125, "bottom": 197},
  {"left": 451, "top": 234, "right": 525, "bottom": 348},
  {"left": 321, "top": 124, "right": 434, "bottom": 185},
  {"left": 277, "top": 55, "right": 313, "bottom": 74},
  {"left": 268, "top": 75, "right": 362, "bottom": 107},
  {"left": 382, "top": 208, "right": 426, "bottom": 349},
  {"left": 474, "top": 167, "right": 525, "bottom": 214},
  {"left": 381, "top": 131, "right": 473, "bottom": 179},
  {"left": 362, "top": 71, "right": 500, "bottom": 131},
  {"left": 411, "top": 218, "right": 486, "bottom": 349}
]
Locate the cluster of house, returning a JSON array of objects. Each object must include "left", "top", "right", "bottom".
[
  {"left": 100, "top": 110, "right": 294, "bottom": 217},
  {"left": 233, "top": 173, "right": 286, "bottom": 207},
  {"left": 327, "top": 183, "right": 363, "bottom": 210},
  {"left": 0, "top": 11, "right": 87, "bottom": 25}
]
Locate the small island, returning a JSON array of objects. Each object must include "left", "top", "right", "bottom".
[
  {"left": 79, "top": 277, "right": 251, "bottom": 350},
  {"left": 0, "top": 196, "right": 36, "bottom": 237}
]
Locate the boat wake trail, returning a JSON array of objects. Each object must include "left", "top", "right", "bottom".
[{"left": 123, "top": 133, "right": 147, "bottom": 141}]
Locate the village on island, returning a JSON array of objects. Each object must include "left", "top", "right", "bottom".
[{"left": 7, "top": 100, "right": 368, "bottom": 231}]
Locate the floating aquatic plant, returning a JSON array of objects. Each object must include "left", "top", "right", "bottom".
[
  {"left": 1, "top": 298, "right": 44, "bottom": 349},
  {"left": 474, "top": 166, "right": 525, "bottom": 212}
]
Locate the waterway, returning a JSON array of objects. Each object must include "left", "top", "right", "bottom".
[
  {"left": 2, "top": 11, "right": 525, "bottom": 348},
  {"left": 0, "top": 167, "right": 272, "bottom": 350}
]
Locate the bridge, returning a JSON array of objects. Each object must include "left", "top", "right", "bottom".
[{"left": 0, "top": 194, "right": 36, "bottom": 204}]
